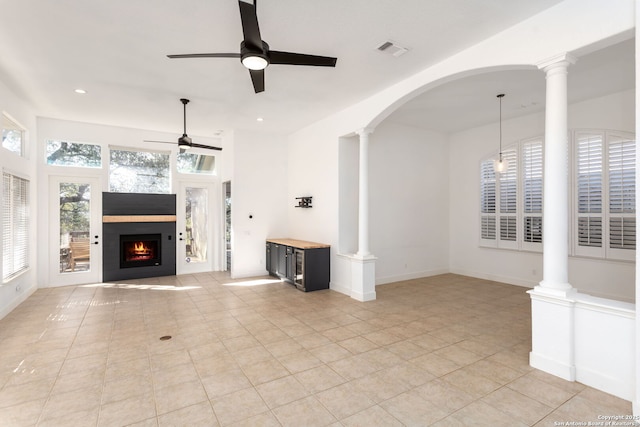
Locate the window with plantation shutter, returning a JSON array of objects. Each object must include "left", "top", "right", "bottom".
[
  {"left": 3, "top": 172, "right": 30, "bottom": 281},
  {"left": 573, "top": 130, "right": 635, "bottom": 260},
  {"left": 522, "top": 139, "right": 543, "bottom": 248},
  {"left": 608, "top": 134, "right": 635, "bottom": 256},
  {"left": 478, "top": 129, "right": 634, "bottom": 259},
  {"left": 498, "top": 149, "right": 518, "bottom": 246},
  {"left": 576, "top": 132, "right": 603, "bottom": 253},
  {"left": 480, "top": 159, "right": 496, "bottom": 244}
]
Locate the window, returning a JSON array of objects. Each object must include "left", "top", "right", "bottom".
[
  {"left": 109, "top": 148, "right": 170, "bottom": 194},
  {"left": 177, "top": 152, "right": 216, "bottom": 175},
  {"left": 46, "top": 140, "right": 101, "bottom": 167},
  {"left": 2, "top": 114, "right": 25, "bottom": 156},
  {"left": 575, "top": 131, "right": 635, "bottom": 260},
  {"left": 499, "top": 148, "right": 518, "bottom": 246},
  {"left": 479, "top": 129, "right": 635, "bottom": 261},
  {"left": 3, "top": 172, "right": 29, "bottom": 281},
  {"left": 522, "top": 139, "right": 543, "bottom": 248},
  {"left": 480, "top": 142, "right": 534, "bottom": 250},
  {"left": 479, "top": 159, "right": 496, "bottom": 243}
]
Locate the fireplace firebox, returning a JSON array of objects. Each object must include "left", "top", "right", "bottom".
[{"left": 121, "top": 234, "right": 161, "bottom": 268}]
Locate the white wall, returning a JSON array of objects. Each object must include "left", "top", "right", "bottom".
[
  {"left": 0, "top": 81, "right": 38, "bottom": 319},
  {"left": 449, "top": 90, "right": 635, "bottom": 302},
  {"left": 231, "top": 130, "right": 289, "bottom": 278},
  {"left": 369, "top": 122, "right": 450, "bottom": 283}
]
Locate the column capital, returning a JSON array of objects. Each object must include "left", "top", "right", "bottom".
[
  {"left": 536, "top": 52, "right": 577, "bottom": 71},
  {"left": 355, "top": 127, "right": 375, "bottom": 137}
]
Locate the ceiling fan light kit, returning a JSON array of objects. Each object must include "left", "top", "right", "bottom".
[{"left": 167, "top": 0, "right": 337, "bottom": 93}]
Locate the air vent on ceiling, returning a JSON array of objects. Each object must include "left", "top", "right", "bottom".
[{"left": 376, "top": 40, "right": 408, "bottom": 57}]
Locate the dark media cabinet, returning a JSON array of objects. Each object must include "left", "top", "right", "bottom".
[{"left": 266, "top": 238, "right": 330, "bottom": 292}]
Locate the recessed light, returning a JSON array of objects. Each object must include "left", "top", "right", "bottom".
[
  {"left": 74, "top": 88, "right": 87, "bottom": 94},
  {"left": 257, "top": 117, "right": 264, "bottom": 122}
]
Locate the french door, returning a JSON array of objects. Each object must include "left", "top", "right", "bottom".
[
  {"left": 49, "top": 176, "right": 102, "bottom": 286},
  {"left": 177, "top": 181, "right": 219, "bottom": 274}
]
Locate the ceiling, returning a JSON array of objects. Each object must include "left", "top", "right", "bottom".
[{"left": 0, "top": 0, "right": 632, "bottom": 139}]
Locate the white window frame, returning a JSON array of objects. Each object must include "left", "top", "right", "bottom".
[{"left": 571, "top": 129, "right": 635, "bottom": 262}]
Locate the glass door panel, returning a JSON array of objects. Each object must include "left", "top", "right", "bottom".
[
  {"left": 59, "top": 182, "right": 91, "bottom": 273},
  {"left": 177, "top": 182, "right": 218, "bottom": 274},
  {"left": 185, "top": 187, "right": 208, "bottom": 264},
  {"left": 49, "top": 176, "right": 101, "bottom": 286}
]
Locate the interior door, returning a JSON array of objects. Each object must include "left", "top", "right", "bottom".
[
  {"left": 177, "top": 182, "right": 218, "bottom": 274},
  {"left": 49, "top": 176, "right": 102, "bottom": 286}
]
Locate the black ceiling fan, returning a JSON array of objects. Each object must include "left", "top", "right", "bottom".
[
  {"left": 167, "top": 0, "right": 337, "bottom": 93},
  {"left": 144, "top": 98, "right": 222, "bottom": 152}
]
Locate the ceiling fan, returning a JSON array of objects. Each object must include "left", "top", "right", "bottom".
[
  {"left": 167, "top": 0, "right": 337, "bottom": 93},
  {"left": 144, "top": 98, "right": 222, "bottom": 152}
]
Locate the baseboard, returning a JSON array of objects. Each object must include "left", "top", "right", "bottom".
[
  {"left": 376, "top": 268, "right": 449, "bottom": 285},
  {"left": 529, "top": 351, "right": 576, "bottom": 382},
  {"left": 351, "top": 289, "right": 376, "bottom": 302},
  {"left": 450, "top": 267, "right": 537, "bottom": 289},
  {"left": 330, "top": 281, "right": 351, "bottom": 297},
  {"left": 576, "top": 366, "right": 634, "bottom": 401},
  {"left": 0, "top": 285, "right": 37, "bottom": 321}
]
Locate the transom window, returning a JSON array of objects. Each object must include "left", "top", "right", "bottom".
[
  {"left": 2, "top": 114, "right": 25, "bottom": 157},
  {"left": 109, "top": 148, "right": 170, "bottom": 194},
  {"left": 177, "top": 152, "right": 216, "bottom": 175},
  {"left": 46, "top": 140, "right": 102, "bottom": 168}
]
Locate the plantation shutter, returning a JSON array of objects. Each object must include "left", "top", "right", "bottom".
[
  {"left": 480, "top": 159, "right": 496, "bottom": 242},
  {"left": 2, "top": 172, "right": 30, "bottom": 281},
  {"left": 576, "top": 133, "right": 603, "bottom": 249},
  {"left": 522, "top": 140, "right": 543, "bottom": 244},
  {"left": 499, "top": 149, "right": 517, "bottom": 241},
  {"left": 608, "top": 135, "right": 635, "bottom": 251}
]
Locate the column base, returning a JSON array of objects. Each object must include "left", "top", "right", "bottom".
[
  {"left": 347, "top": 254, "right": 376, "bottom": 301},
  {"left": 528, "top": 286, "right": 576, "bottom": 382}
]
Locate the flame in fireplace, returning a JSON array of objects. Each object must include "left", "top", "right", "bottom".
[{"left": 133, "top": 242, "right": 150, "bottom": 254}]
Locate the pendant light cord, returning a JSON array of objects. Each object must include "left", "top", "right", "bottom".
[{"left": 497, "top": 93, "right": 505, "bottom": 162}]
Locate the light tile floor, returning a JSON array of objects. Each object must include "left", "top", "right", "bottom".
[{"left": 0, "top": 273, "right": 633, "bottom": 426}]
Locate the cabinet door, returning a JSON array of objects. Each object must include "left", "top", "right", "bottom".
[
  {"left": 276, "top": 244, "right": 287, "bottom": 276},
  {"left": 266, "top": 243, "right": 272, "bottom": 273},
  {"left": 286, "top": 246, "right": 295, "bottom": 281}
]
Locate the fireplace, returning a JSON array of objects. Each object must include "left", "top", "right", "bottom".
[
  {"left": 103, "top": 193, "right": 176, "bottom": 281},
  {"left": 121, "top": 234, "right": 161, "bottom": 268}
]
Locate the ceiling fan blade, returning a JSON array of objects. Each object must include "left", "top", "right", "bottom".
[
  {"left": 269, "top": 51, "right": 337, "bottom": 67},
  {"left": 249, "top": 69, "right": 265, "bottom": 93},
  {"left": 167, "top": 53, "right": 240, "bottom": 59},
  {"left": 143, "top": 139, "right": 175, "bottom": 144},
  {"left": 191, "top": 142, "right": 223, "bottom": 151},
  {"left": 238, "top": 0, "right": 262, "bottom": 49}
]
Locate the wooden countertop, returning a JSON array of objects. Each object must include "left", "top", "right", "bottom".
[{"left": 266, "top": 238, "right": 330, "bottom": 249}]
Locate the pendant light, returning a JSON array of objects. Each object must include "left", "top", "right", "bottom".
[{"left": 494, "top": 93, "right": 508, "bottom": 173}]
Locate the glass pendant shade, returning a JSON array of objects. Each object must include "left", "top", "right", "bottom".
[{"left": 494, "top": 156, "right": 509, "bottom": 173}]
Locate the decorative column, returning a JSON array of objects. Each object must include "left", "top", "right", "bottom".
[
  {"left": 528, "top": 52, "right": 577, "bottom": 381},
  {"left": 538, "top": 53, "right": 576, "bottom": 294},
  {"left": 349, "top": 128, "right": 376, "bottom": 302}
]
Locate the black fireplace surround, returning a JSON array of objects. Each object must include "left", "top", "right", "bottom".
[{"left": 103, "top": 193, "right": 176, "bottom": 281}]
